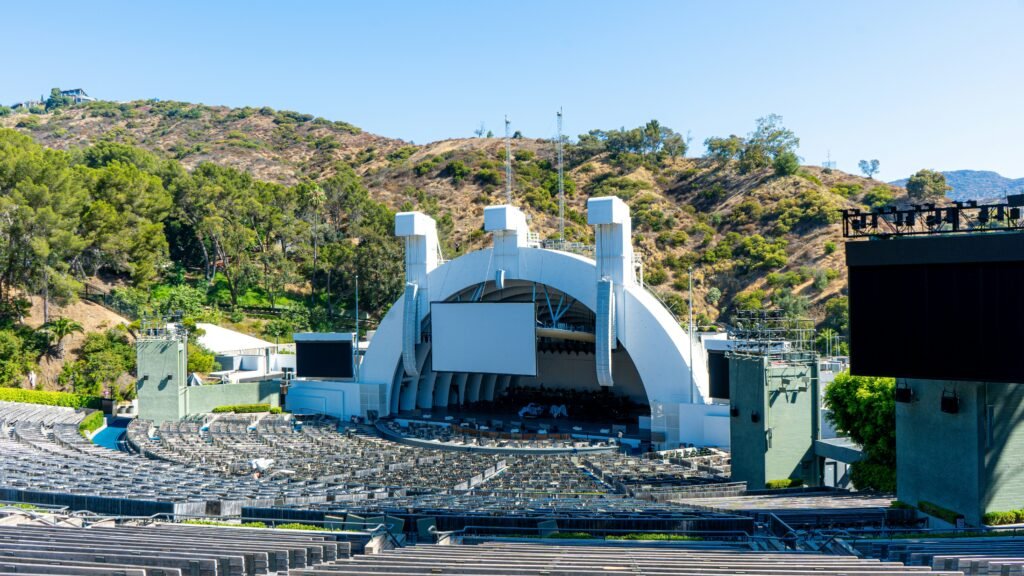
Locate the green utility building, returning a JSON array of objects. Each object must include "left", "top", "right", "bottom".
[
  {"left": 729, "top": 348, "right": 820, "bottom": 489},
  {"left": 136, "top": 325, "right": 280, "bottom": 424}
]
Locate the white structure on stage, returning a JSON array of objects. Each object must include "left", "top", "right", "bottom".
[{"left": 287, "top": 197, "right": 729, "bottom": 448}]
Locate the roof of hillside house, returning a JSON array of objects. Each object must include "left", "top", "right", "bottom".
[{"left": 169, "top": 322, "right": 275, "bottom": 355}]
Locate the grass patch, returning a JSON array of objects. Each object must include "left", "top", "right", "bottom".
[
  {"left": 183, "top": 519, "right": 268, "bottom": 528},
  {"left": 607, "top": 533, "right": 703, "bottom": 541},
  {"left": 211, "top": 404, "right": 281, "bottom": 414},
  {"left": 78, "top": 410, "right": 104, "bottom": 438}
]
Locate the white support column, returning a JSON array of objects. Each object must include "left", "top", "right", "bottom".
[
  {"left": 481, "top": 374, "right": 497, "bottom": 402},
  {"left": 433, "top": 372, "right": 453, "bottom": 408},
  {"left": 484, "top": 205, "right": 530, "bottom": 279},
  {"left": 417, "top": 371, "right": 436, "bottom": 409},
  {"left": 466, "top": 373, "right": 483, "bottom": 403},
  {"left": 588, "top": 197, "right": 636, "bottom": 290},
  {"left": 395, "top": 212, "right": 439, "bottom": 380}
]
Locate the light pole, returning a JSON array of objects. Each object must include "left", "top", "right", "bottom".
[
  {"left": 688, "top": 266, "right": 695, "bottom": 404},
  {"left": 354, "top": 274, "right": 360, "bottom": 381}
]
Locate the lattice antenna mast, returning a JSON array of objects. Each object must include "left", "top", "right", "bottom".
[
  {"left": 504, "top": 115, "right": 512, "bottom": 204},
  {"left": 557, "top": 108, "right": 565, "bottom": 242}
]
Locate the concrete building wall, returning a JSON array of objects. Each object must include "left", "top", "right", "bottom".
[
  {"left": 897, "top": 379, "right": 984, "bottom": 525},
  {"left": 729, "top": 356, "right": 768, "bottom": 487},
  {"left": 983, "top": 383, "right": 1024, "bottom": 514},
  {"left": 764, "top": 363, "right": 819, "bottom": 485},
  {"left": 136, "top": 339, "right": 187, "bottom": 425},
  {"left": 729, "top": 355, "right": 819, "bottom": 489},
  {"left": 898, "top": 379, "right": 1024, "bottom": 526},
  {"left": 186, "top": 381, "right": 280, "bottom": 414}
]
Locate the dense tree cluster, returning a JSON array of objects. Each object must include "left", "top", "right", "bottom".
[
  {"left": 824, "top": 371, "right": 896, "bottom": 491},
  {"left": 572, "top": 120, "right": 687, "bottom": 166},
  {"left": 0, "top": 127, "right": 403, "bottom": 393},
  {"left": 905, "top": 168, "right": 950, "bottom": 199},
  {"left": 704, "top": 114, "right": 800, "bottom": 174}
]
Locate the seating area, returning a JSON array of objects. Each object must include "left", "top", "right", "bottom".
[
  {"left": 378, "top": 419, "right": 616, "bottom": 453},
  {"left": 0, "top": 402, "right": 356, "bottom": 515},
  {"left": 297, "top": 541, "right": 962, "bottom": 575},
  {"left": 472, "top": 455, "right": 609, "bottom": 494},
  {"left": 0, "top": 517, "right": 360, "bottom": 576},
  {"left": 854, "top": 536, "right": 1024, "bottom": 575},
  {"left": 127, "top": 414, "right": 508, "bottom": 490},
  {"left": 581, "top": 452, "right": 724, "bottom": 495}
]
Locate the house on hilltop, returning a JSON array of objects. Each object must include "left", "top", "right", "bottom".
[{"left": 59, "top": 88, "right": 94, "bottom": 104}]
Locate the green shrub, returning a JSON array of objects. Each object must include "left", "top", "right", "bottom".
[
  {"left": 211, "top": 403, "right": 274, "bottom": 414},
  {"left": 276, "top": 522, "right": 334, "bottom": 531},
  {"left": 765, "top": 478, "right": 804, "bottom": 489},
  {"left": 187, "top": 342, "right": 220, "bottom": 373},
  {"left": 443, "top": 161, "right": 470, "bottom": 183},
  {"left": 78, "top": 410, "right": 104, "bottom": 438},
  {"left": 983, "top": 511, "right": 1018, "bottom": 526},
  {"left": 0, "top": 388, "right": 101, "bottom": 409},
  {"left": 773, "top": 151, "right": 800, "bottom": 176},
  {"left": 918, "top": 500, "right": 962, "bottom": 525},
  {"left": 183, "top": 519, "right": 267, "bottom": 528},
  {"left": 607, "top": 533, "right": 702, "bottom": 541},
  {"left": 824, "top": 241, "right": 837, "bottom": 255}
]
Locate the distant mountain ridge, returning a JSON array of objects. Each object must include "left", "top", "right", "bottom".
[{"left": 891, "top": 170, "right": 1024, "bottom": 202}]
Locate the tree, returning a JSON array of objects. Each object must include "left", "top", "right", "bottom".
[
  {"left": 905, "top": 169, "right": 950, "bottom": 200},
  {"left": 473, "top": 123, "right": 485, "bottom": 138},
  {"left": 263, "top": 318, "right": 291, "bottom": 344},
  {"left": 704, "top": 135, "right": 743, "bottom": 163},
  {"left": 824, "top": 371, "right": 896, "bottom": 491},
  {"left": 42, "top": 317, "right": 84, "bottom": 358},
  {"left": 858, "top": 159, "right": 880, "bottom": 179},
  {"left": 44, "top": 88, "right": 72, "bottom": 111},
  {"left": 773, "top": 150, "right": 800, "bottom": 176}
]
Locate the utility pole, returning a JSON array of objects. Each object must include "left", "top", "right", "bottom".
[
  {"left": 557, "top": 108, "right": 565, "bottom": 243},
  {"left": 689, "top": 266, "right": 696, "bottom": 404},
  {"left": 354, "top": 274, "right": 360, "bottom": 381},
  {"left": 504, "top": 115, "right": 512, "bottom": 204}
]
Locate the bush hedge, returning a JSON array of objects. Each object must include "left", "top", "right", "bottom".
[
  {"left": 0, "top": 387, "right": 102, "bottom": 409},
  {"left": 919, "top": 500, "right": 963, "bottom": 525},
  {"left": 983, "top": 509, "right": 1024, "bottom": 526},
  {"left": 765, "top": 478, "right": 804, "bottom": 489},
  {"left": 78, "top": 410, "right": 105, "bottom": 438},
  {"left": 210, "top": 404, "right": 281, "bottom": 414},
  {"left": 607, "top": 533, "right": 703, "bottom": 541}
]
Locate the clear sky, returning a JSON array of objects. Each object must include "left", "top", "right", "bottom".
[{"left": 3, "top": 0, "right": 1023, "bottom": 180}]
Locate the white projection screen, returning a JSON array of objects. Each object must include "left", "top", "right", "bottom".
[{"left": 431, "top": 302, "right": 538, "bottom": 376}]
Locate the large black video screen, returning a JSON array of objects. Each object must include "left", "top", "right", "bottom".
[
  {"left": 296, "top": 341, "right": 354, "bottom": 378},
  {"left": 849, "top": 259, "right": 1024, "bottom": 382},
  {"left": 707, "top": 350, "right": 730, "bottom": 399}
]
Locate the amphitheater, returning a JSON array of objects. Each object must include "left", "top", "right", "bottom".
[{"left": 3, "top": 401, "right": 1022, "bottom": 575}]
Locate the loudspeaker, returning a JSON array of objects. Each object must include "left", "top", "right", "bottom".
[
  {"left": 895, "top": 385, "right": 913, "bottom": 403},
  {"left": 940, "top": 390, "right": 960, "bottom": 414}
]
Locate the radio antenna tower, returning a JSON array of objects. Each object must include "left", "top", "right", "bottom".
[
  {"left": 504, "top": 115, "right": 512, "bottom": 204},
  {"left": 557, "top": 108, "right": 565, "bottom": 242}
]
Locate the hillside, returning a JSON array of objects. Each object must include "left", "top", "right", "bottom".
[
  {"left": 0, "top": 99, "right": 904, "bottom": 334},
  {"left": 891, "top": 169, "right": 1024, "bottom": 201}
]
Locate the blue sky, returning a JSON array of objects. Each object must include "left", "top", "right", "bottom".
[{"left": 3, "top": 0, "right": 1023, "bottom": 180}]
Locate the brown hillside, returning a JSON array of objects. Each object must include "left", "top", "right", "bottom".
[{"left": 1, "top": 100, "right": 906, "bottom": 327}]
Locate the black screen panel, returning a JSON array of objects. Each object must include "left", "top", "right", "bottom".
[
  {"left": 708, "top": 350, "right": 730, "bottom": 399},
  {"left": 849, "top": 260, "right": 1024, "bottom": 382},
  {"left": 296, "top": 341, "right": 354, "bottom": 378}
]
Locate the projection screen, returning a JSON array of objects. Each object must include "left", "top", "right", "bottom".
[{"left": 431, "top": 302, "right": 537, "bottom": 376}]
